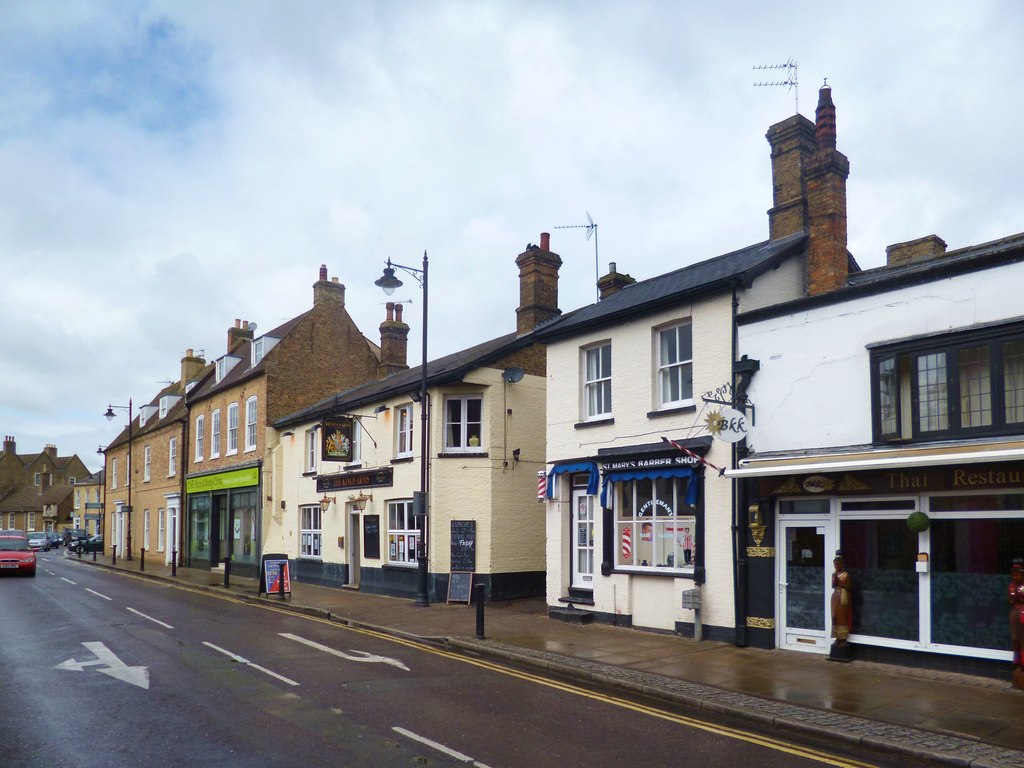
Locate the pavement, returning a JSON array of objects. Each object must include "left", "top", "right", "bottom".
[{"left": 59, "top": 547, "right": 1024, "bottom": 768}]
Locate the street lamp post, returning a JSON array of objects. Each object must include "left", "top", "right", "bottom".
[
  {"left": 104, "top": 398, "right": 133, "bottom": 561},
  {"left": 376, "top": 252, "right": 429, "bottom": 606}
]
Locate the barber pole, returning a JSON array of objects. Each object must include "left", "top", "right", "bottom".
[
  {"left": 621, "top": 526, "right": 632, "bottom": 560},
  {"left": 537, "top": 471, "right": 547, "bottom": 502}
]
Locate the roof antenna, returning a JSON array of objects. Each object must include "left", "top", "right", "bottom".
[
  {"left": 753, "top": 58, "right": 799, "bottom": 113},
  {"left": 554, "top": 211, "right": 599, "bottom": 301}
]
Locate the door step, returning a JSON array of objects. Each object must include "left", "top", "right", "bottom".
[{"left": 549, "top": 604, "right": 595, "bottom": 624}]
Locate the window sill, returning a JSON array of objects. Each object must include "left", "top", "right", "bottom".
[
  {"left": 437, "top": 451, "right": 489, "bottom": 459},
  {"left": 302, "top": 470, "right": 317, "bottom": 477},
  {"left": 383, "top": 562, "right": 418, "bottom": 571},
  {"left": 574, "top": 417, "right": 615, "bottom": 430},
  {"left": 613, "top": 567, "right": 695, "bottom": 578},
  {"left": 391, "top": 456, "right": 415, "bottom": 465},
  {"left": 647, "top": 404, "right": 696, "bottom": 419},
  {"left": 297, "top": 556, "right": 322, "bottom": 563}
]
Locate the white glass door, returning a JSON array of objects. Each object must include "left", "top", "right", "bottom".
[
  {"left": 571, "top": 489, "right": 594, "bottom": 590},
  {"left": 779, "top": 520, "right": 829, "bottom": 653}
]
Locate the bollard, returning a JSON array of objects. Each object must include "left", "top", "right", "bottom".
[
  {"left": 140, "top": 547, "right": 145, "bottom": 572},
  {"left": 475, "top": 583, "right": 486, "bottom": 640},
  {"left": 171, "top": 549, "right": 177, "bottom": 577},
  {"left": 224, "top": 557, "right": 231, "bottom": 588},
  {"left": 77, "top": 542, "right": 82, "bottom": 559},
  {"left": 112, "top": 545, "right": 117, "bottom": 565},
  {"left": 92, "top": 546, "right": 96, "bottom": 562}
]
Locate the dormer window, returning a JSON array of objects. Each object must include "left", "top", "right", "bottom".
[
  {"left": 251, "top": 336, "right": 279, "bottom": 366},
  {"left": 216, "top": 355, "right": 241, "bottom": 384},
  {"left": 158, "top": 395, "right": 180, "bottom": 419},
  {"left": 139, "top": 404, "right": 159, "bottom": 426}
]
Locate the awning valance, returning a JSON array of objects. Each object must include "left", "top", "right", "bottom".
[
  {"left": 547, "top": 462, "right": 599, "bottom": 498},
  {"left": 600, "top": 466, "right": 698, "bottom": 507}
]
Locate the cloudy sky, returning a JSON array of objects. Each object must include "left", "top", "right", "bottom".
[{"left": 2, "top": 1, "right": 1021, "bottom": 472}]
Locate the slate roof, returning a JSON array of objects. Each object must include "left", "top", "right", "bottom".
[
  {"left": 533, "top": 232, "right": 808, "bottom": 341},
  {"left": 276, "top": 328, "right": 541, "bottom": 428}
]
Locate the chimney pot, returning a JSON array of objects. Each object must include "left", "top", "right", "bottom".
[
  {"left": 319, "top": 264, "right": 328, "bottom": 281},
  {"left": 540, "top": 232, "right": 550, "bottom": 251}
]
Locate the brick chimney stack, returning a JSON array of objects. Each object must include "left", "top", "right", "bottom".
[
  {"left": 180, "top": 348, "right": 206, "bottom": 389},
  {"left": 516, "top": 232, "right": 562, "bottom": 335},
  {"left": 378, "top": 301, "right": 411, "bottom": 379},
  {"left": 227, "top": 319, "right": 255, "bottom": 353},
  {"left": 2, "top": 436, "right": 14, "bottom": 456},
  {"left": 43, "top": 445, "right": 57, "bottom": 459},
  {"left": 766, "top": 83, "right": 850, "bottom": 296},
  {"left": 597, "top": 262, "right": 637, "bottom": 300},
  {"left": 313, "top": 263, "right": 346, "bottom": 308}
]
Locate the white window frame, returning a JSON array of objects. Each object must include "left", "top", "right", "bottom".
[
  {"left": 168, "top": 437, "right": 177, "bottom": 477},
  {"left": 143, "top": 445, "right": 151, "bottom": 482},
  {"left": 300, "top": 504, "right": 322, "bottom": 558},
  {"left": 350, "top": 418, "right": 362, "bottom": 464},
  {"left": 305, "top": 427, "right": 318, "bottom": 473},
  {"left": 210, "top": 409, "right": 221, "bottom": 458},
  {"left": 195, "top": 414, "right": 205, "bottom": 461},
  {"left": 245, "top": 396, "right": 258, "bottom": 452},
  {"left": 443, "top": 394, "right": 483, "bottom": 452},
  {"left": 583, "top": 342, "right": 612, "bottom": 419},
  {"left": 27, "top": 512, "right": 35, "bottom": 531},
  {"left": 111, "top": 458, "right": 118, "bottom": 489},
  {"left": 656, "top": 322, "right": 694, "bottom": 408},
  {"left": 387, "top": 499, "right": 418, "bottom": 565},
  {"left": 34, "top": 472, "right": 40, "bottom": 486},
  {"left": 74, "top": 490, "right": 81, "bottom": 509},
  {"left": 227, "top": 402, "right": 239, "bottom": 455},
  {"left": 396, "top": 404, "right": 414, "bottom": 458},
  {"left": 143, "top": 509, "right": 150, "bottom": 550},
  {"left": 158, "top": 508, "right": 166, "bottom": 552}
]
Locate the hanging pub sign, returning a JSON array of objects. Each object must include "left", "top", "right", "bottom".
[
  {"left": 322, "top": 416, "right": 354, "bottom": 462},
  {"left": 704, "top": 407, "right": 749, "bottom": 443}
]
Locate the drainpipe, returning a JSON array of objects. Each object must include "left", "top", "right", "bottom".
[{"left": 731, "top": 285, "right": 748, "bottom": 647}]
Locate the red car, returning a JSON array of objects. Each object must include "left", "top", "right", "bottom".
[{"left": 0, "top": 534, "right": 37, "bottom": 576}]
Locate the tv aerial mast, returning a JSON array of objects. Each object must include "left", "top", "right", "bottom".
[
  {"left": 554, "top": 211, "right": 599, "bottom": 301},
  {"left": 753, "top": 58, "right": 799, "bottom": 113}
]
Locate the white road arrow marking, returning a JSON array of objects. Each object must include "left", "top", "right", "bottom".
[
  {"left": 56, "top": 642, "right": 150, "bottom": 689},
  {"left": 279, "top": 632, "right": 410, "bottom": 671}
]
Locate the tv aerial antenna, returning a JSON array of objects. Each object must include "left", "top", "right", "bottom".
[
  {"left": 554, "top": 211, "right": 599, "bottom": 301},
  {"left": 753, "top": 58, "right": 799, "bottom": 113}
]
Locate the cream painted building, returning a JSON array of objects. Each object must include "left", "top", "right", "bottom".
[{"left": 268, "top": 237, "right": 561, "bottom": 602}]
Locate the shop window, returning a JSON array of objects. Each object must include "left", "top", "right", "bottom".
[
  {"left": 929, "top": 517, "right": 1024, "bottom": 651},
  {"left": 189, "top": 495, "right": 210, "bottom": 559},
  {"left": 614, "top": 477, "right": 695, "bottom": 571},
  {"left": 583, "top": 342, "right": 612, "bottom": 419},
  {"left": 300, "top": 504, "right": 322, "bottom": 558},
  {"left": 387, "top": 499, "right": 418, "bottom": 565},
  {"left": 230, "top": 490, "right": 257, "bottom": 564},
  {"left": 839, "top": 518, "right": 919, "bottom": 641},
  {"left": 871, "top": 323, "right": 1024, "bottom": 443},
  {"left": 656, "top": 322, "right": 693, "bottom": 408},
  {"left": 444, "top": 395, "right": 482, "bottom": 451}
]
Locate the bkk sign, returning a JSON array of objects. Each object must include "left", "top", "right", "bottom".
[{"left": 704, "top": 407, "right": 749, "bottom": 443}]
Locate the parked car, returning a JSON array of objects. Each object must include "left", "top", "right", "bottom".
[
  {"left": 63, "top": 529, "right": 88, "bottom": 547},
  {"left": 0, "top": 530, "right": 27, "bottom": 538},
  {"left": 71, "top": 535, "right": 103, "bottom": 554},
  {"left": 27, "top": 532, "right": 51, "bottom": 552},
  {"left": 0, "top": 534, "right": 37, "bottom": 576},
  {"left": 46, "top": 531, "right": 62, "bottom": 548}
]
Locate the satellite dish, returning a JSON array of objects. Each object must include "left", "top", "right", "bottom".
[
  {"left": 248, "top": 322, "right": 257, "bottom": 332},
  {"left": 502, "top": 367, "right": 525, "bottom": 383}
]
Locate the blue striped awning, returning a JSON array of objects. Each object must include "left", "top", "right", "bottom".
[{"left": 600, "top": 466, "right": 698, "bottom": 507}]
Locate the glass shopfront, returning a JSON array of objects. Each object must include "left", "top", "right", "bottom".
[{"left": 186, "top": 466, "right": 261, "bottom": 576}]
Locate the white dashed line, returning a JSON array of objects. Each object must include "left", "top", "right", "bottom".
[
  {"left": 86, "top": 588, "right": 111, "bottom": 600},
  {"left": 202, "top": 642, "right": 299, "bottom": 686},
  {"left": 60, "top": 577, "right": 76, "bottom": 585},
  {"left": 127, "top": 607, "right": 174, "bottom": 629},
  {"left": 392, "top": 727, "right": 493, "bottom": 768}
]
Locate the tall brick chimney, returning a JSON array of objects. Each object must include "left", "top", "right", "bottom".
[
  {"left": 2, "top": 436, "right": 14, "bottom": 456},
  {"left": 43, "top": 445, "right": 57, "bottom": 459},
  {"left": 597, "top": 262, "right": 636, "bottom": 300},
  {"left": 766, "top": 83, "right": 850, "bottom": 295},
  {"left": 227, "top": 319, "right": 254, "bottom": 353},
  {"left": 180, "top": 348, "right": 206, "bottom": 388},
  {"left": 313, "top": 264, "right": 346, "bottom": 308},
  {"left": 378, "top": 301, "right": 410, "bottom": 379},
  {"left": 516, "top": 232, "right": 562, "bottom": 335}
]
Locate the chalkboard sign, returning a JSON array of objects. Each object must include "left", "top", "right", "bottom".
[
  {"left": 447, "top": 571, "right": 473, "bottom": 604},
  {"left": 450, "top": 520, "right": 476, "bottom": 572},
  {"left": 363, "top": 514, "right": 380, "bottom": 559}
]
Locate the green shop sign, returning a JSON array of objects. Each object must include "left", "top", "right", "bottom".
[{"left": 186, "top": 467, "right": 260, "bottom": 494}]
